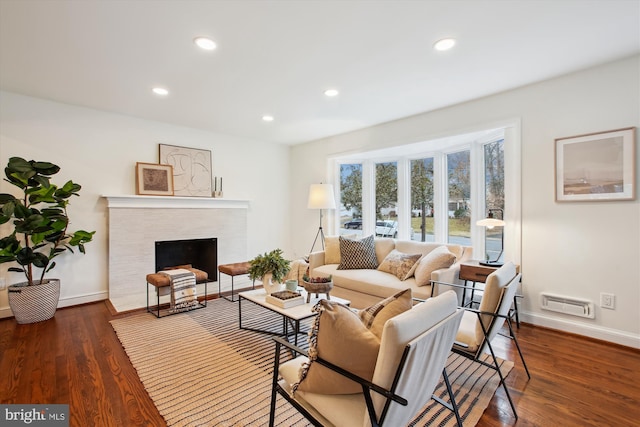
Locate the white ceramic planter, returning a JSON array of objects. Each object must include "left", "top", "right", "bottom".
[{"left": 261, "top": 273, "right": 283, "bottom": 295}]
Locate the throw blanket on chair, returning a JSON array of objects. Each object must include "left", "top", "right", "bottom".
[{"left": 160, "top": 268, "right": 198, "bottom": 312}]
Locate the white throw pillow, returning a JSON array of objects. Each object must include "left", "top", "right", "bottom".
[
  {"left": 414, "top": 246, "right": 457, "bottom": 286},
  {"left": 323, "top": 234, "right": 356, "bottom": 265}
]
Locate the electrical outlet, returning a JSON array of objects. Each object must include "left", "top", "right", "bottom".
[
  {"left": 600, "top": 292, "right": 615, "bottom": 310},
  {"left": 0, "top": 278, "right": 5, "bottom": 291}
]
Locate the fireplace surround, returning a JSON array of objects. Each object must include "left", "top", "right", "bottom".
[{"left": 104, "top": 195, "right": 249, "bottom": 312}]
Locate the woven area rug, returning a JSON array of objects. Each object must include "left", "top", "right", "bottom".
[{"left": 111, "top": 298, "right": 512, "bottom": 426}]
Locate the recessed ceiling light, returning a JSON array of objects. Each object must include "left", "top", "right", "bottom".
[
  {"left": 262, "top": 115, "right": 274, "bottom": 122},
  {"left": 194, "top": 37, "right": 217, "bottom": 50},
  {"left": 324, "top": 89, "right": 339, "bottom": 97},
  {"left": 434, "top": 38, "right": 456, "bottom": 51},
  {"left": 152, "top": 87, "right": 169, "bottom": 96}
]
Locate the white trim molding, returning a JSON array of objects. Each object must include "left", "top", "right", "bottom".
[
  {"left": 0, "top": 290, "right": 108, "bottom": 319},
  {"left": 521, "top": 310, "right": 640, "bottom": 349},
  {"left": 103, "top": 195, "right": 250, "bottom": 209}
]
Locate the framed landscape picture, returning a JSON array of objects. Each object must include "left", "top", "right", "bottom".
[
  {"left": 136, "top": 162, "right": 174, "bottom": 196},
  {"left": 159, "top": 144, "right": 212, "bottom": 197},
  {"left": 555, "top": 127, "right": 636, "bottom": 202}
]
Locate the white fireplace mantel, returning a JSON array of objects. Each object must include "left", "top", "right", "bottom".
[{"left": 102, "top": 194, "right": 250, "bottom": 210}]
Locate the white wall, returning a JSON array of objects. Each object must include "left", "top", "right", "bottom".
[
  {"left": 290, "top": 55, "right": 640, "bottom": 348},
  {"left": 0, "top": 91, "right": 291, "bottom": 315}
]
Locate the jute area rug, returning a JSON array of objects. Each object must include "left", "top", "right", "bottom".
[{"left": 110, "top": 298, "right": 513, "bottom": 426}]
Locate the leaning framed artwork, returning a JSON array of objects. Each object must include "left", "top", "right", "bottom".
[
  {"left": 135, "top": 162, "right": 174, "bottom": 196},
  {"left": 159, "top": 144, "right": 212, "bottom": 197},
  {"left": 555, "top": 127, "right": 636, "bottom": 202}
]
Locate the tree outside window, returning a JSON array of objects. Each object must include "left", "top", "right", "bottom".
[
  {"left": 340, "top": 163, "right": 363, "bottom": 235},
  {"left": 484, "top": 139, "right": 505, "bottom": 261},
  {"left": 410, "top": 158, "right": 434, "bottom": 242},
  {"left": 375, "top": 162, "right": 398, "bottom": 238},
  {"left": 447, "top": 150, "right": 471, "bottom": 244}
]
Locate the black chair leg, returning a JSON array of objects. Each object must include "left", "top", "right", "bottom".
[
  {"left": 269, "top": 341, "right": 282, "bottom": 427},
  {"left": 506, "top": 317, "right": 530, "bottom": 379},
  {"left": 442, "top": 368, "right": 463, "bottom": 427},
  {"left": 484, "top": 339, "right": 518, "bottom": 419}
]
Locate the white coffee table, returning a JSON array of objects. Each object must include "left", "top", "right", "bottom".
[{"left": 238, "top": 288, "right": 350, "bottom": 348}]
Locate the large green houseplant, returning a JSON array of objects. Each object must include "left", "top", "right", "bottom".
[
  {"left": 0, "top": 157, "right": 95, "bottom": 323},
  {"left": 248, "top": 248, "right": 291, "bottom": 294}
]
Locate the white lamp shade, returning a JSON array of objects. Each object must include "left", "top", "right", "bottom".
[
  {"left": 476, "top": 218, "right": 505, "bottom": 228},
  {"left": 308, "top": 184, "right": 336, "bottom": 209}
]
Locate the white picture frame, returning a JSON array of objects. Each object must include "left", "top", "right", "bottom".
[{"left": 555, "top": 127, "right": 636, "bottom": 202}]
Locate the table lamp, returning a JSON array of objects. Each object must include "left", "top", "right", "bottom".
[{"left": 476, "top": 209, "right": 505, "bottom": 267}]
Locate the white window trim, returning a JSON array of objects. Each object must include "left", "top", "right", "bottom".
[{"left": 330, "top": 120, "right": 522, "bottom": 264}]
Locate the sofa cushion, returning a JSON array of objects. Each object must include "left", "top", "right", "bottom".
[
  {"left": 394, "top": 240, "right": 464, "bottom": 260},
  {"left": 314, "top": 264, "right": 433, "bottom": 301},
  {"left": 294, "top": 300, "right": 380, "bottom": 395},
  {"left": 377, "top": 249, "right": 422, "bottom": 280},
  {"left": 374, "top": 238, "right": 396, "bottom": 264},
  {"left": 359, "top": 288, "right": 412, "bottom": 339},
  {"left": 337, "top": 235, "right": 378, "bottom": 270},
  {"left": 324, "top": 236, "right": 341, "bottom": 265},
  {"left": 414, "top": 245, "right": 457, "bottom": 286},
  {"left": 324, "top": 234, "right": 357, "bottom": 265}
]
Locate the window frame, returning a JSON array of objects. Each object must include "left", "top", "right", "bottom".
[{"left": 330, "top": 122, "right": 521, "bottom": 264}]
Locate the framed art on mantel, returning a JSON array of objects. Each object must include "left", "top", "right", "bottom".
[
  {"left": 135, "top": 162, "right": 174, "bottom": 196},
  {"left": 159, "top": 144, "right": 212, "bottom": 197},
  {"left": 555, "top": 127, "right": 636, "bottom": 202}
]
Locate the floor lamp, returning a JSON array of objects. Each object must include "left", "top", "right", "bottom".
[
  {"left": 476, "top": 208, "right": 505, "bottom": 267},
  {"left": 308, "top": 183, "right": 336, "bottom": 254}
]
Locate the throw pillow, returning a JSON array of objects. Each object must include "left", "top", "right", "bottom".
[
  {"left": 324, "top": 234, "right": 355, "bottom": 265},
  {"left": 294, "top": 300, "right": 381, "bottom": 394},
  {"left": 337, "top": 235, "right": 379, "bottom": 270},
  {"left": 403, "top": 253, "right": 424, "bottom": 280},
  {"left": 377, "top": 249, "right": 422, "bottom": 280},
  {"left": 358, "top": 289, "right": 412, "bottom": 339},
  {"left": 414, "top": 246, "right": 457, "bottom": 286}
]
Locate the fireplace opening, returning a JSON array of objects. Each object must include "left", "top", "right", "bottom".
[{"left": 155, "top": 238, "right": 218, "bottom": 282}]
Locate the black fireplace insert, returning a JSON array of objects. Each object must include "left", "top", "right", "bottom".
[{"left": 155, "top": 237, "right": 218, "bottom": 281}]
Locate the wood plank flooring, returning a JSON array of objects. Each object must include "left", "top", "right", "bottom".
[{"left": 1, "top": 300, "right": 638, "bottom": 426}]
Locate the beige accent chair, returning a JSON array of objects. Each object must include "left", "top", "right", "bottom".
[
  {"left": 436, "top": 261, "right": 530, "bottom": 420},
  {"left": 268, "top": 291, "right": 464, "bottom": 427}
]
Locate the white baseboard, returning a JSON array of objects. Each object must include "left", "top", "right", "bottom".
[
  {"left": 0, "top": 291, "right": 108, "bottom": 319},
  {"left": 521, "top": 311, "right": 640, "bottom": 349}
]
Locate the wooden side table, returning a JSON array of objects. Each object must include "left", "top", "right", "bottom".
[{"left": 459, "top": 261, "right": 522, "bottom": 327}]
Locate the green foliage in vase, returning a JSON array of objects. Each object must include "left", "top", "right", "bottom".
[
  {"left": 248, "top": 248, "right": 291, "bottom": 283},
  {"left": 0, "top": 157, "right": 95, "bottom": 286}
]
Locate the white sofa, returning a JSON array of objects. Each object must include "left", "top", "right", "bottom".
[{"left": 308, "top": 237, "right": 473, "bottom": 308}]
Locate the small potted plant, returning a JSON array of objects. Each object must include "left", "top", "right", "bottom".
[
  {"left": 248, "top": 249, "right": 291, "bottom": 294},
  {"left": 0, "top": 157, "right": 95, "bottom": 324}
]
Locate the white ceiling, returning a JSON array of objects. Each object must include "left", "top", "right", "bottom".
[{"left": 1, "top": 0, "right": 639, "bottom": 145}]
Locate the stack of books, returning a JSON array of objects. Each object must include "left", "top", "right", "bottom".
[{"left": 265, "top": 290, "right": 305, "bottom": 308}]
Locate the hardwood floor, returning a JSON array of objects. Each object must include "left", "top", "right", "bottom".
[{"left": 1, "top": 301, "right": 638, "bottom": 426}]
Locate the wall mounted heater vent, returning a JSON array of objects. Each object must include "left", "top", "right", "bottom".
[{"left": 540, "top": 293, "right": 595, "bottom": 319}]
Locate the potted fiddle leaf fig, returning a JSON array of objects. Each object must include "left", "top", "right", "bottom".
[
  {"left": 248, "top": 248, "right": 291, "bottom": 295},
  {"left": 0, "top": 157, "right": 95, "bottom": 324}
]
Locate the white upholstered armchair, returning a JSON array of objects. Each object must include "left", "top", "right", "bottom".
[
  {"left": 268, "top": 291, "right": 464, "bottom": 427},
  {"left": 435, "top": 261, "right": 530, "bottom": 420}
]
